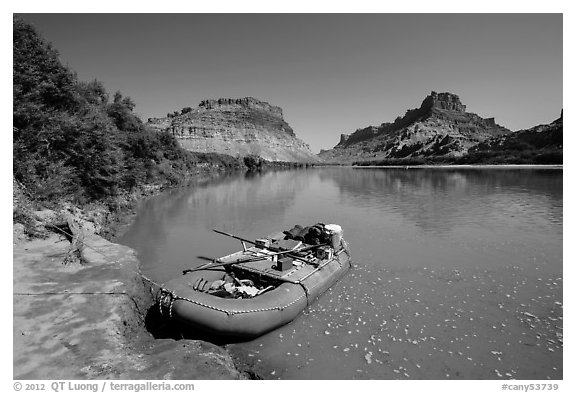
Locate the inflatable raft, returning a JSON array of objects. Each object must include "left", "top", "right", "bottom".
[{"left": 157, "top": 225, "right": 352, "bottom": 338}]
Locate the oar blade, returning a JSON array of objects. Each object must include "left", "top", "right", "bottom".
[
  {"left": 197, "top": 255, "right": 217, "bottom": 262},
  {"left": 212, "top": 229, "right": 258, "bottom": 245},
  {"left": 212, "top": 229, "right": 233, "bottom": 237}
]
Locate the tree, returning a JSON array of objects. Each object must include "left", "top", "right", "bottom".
[
  {"left": 113, "top": 91, "right": 123, "bottom": 103},
  {"left": 107, "top": 91, "right": 143, "bottom": 132},
  {"left": 78, "top": 79, "right": 108, "bottom": 106},
  {"left": 13, "top": 17, "right": 80, "bottom": 130},
  {"left": 122, "top": 96, "right": 135, "bottom": 111}
]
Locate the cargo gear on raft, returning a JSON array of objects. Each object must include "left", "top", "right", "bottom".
[{"left": 283, "top": 223, "right": 331, "bottom": 245}]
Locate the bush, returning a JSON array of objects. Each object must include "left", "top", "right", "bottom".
[
  {"left": 13, "top": 207, "right": 47, "bottom": 238},
  {"left": 243, "top": 155, "right": 264, "bottom": 171}
]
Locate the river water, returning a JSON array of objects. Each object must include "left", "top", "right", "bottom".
[{"left": 118, "top": 167, "right": 563, "bottom": 379}]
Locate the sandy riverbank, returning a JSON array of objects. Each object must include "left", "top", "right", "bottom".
[{"left": 13, "top": 214, "right": 247, "bottom": 379}]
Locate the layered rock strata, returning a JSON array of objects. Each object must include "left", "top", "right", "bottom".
[
  {"left": 148, "top": 97, "right": 318, "bottom": 163},
  {"left": 318, "top": 91, "right": 511, "bottom": 163}
]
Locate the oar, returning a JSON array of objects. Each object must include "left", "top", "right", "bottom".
[
  {"left": 182, "top": 255, "right": 269, "bottom": 274},
  {"left": 212, "top": 229, "right": 258, "bottom": 245},
  {"left": 212, "top": 229, "right": 326, "bottom": 256},
  {"left": 184, "top": 240, "right": 319, "bottom": 274},
  {"left": 189, "top": 242, "right": 314, "bottom": 272}
]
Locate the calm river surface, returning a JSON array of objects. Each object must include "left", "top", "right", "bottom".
[{"left": 118, "top": 167, "right": 563, "bottom": 379}]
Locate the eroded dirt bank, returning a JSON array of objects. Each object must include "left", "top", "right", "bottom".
[{"left": 13, "top": 216, "right": 246, "bottom": 380}]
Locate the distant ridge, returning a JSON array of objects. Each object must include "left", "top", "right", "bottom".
[
  {"left": 148, "top": 97, "right": 319, "bottom": 163},
  {"left": 462, "top": 111, "right": 562, "bottom": 164},
  {"left": 318, "top": 91, "right": 510, "bottom": 163}
]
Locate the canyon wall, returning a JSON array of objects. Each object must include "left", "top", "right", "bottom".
[{"left": 148, "top": 97, "right": 318, "bottom": 163}]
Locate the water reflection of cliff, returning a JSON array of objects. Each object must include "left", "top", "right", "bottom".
[
  {"left": 181, "top": 170, "right": 313, "bottom": 232},
  {"left": 319, "top": 168, "right": 563, "bottom": 235},
  {"left": 118, "top": 171, "right": 313, "bottom": 266}
]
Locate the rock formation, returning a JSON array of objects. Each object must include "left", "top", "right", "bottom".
[
  {"left": 318, "top": 91, "right": 511, "bottom": 163},
  {"left": 148, "top": 97, "right": 318, "bottom": 163},
  {"left": 470, "top": 111, "right": 562, "bottom": 158}
]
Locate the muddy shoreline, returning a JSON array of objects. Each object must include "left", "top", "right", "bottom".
[{"left": 13, "top": 231, "right": 249, "bottom": 379}]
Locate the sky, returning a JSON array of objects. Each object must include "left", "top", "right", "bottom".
[{"left": 18, "top": 13, "right": 563, "bottom": 153}]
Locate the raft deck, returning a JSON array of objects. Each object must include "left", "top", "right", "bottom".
[{"left": 221, "top": 245, "right": 333, "bottom": 284}]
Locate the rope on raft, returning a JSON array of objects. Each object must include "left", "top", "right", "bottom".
[{"left": 158, "top": 288, "right": 309, "bottom": 317}]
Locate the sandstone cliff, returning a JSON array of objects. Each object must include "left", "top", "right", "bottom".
[
  {"left": 318, "top": 91, "right": 511, "bottom": 163},
  {"left": 468, "top": 111, "right": 562, "bottom": 158},
  {"left": 148, "top": 97, "right": 319, "bottom": 163}
]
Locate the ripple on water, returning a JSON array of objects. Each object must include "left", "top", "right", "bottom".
[{"left": 228, "top": 264, "right": 562, "bottom": 380}]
